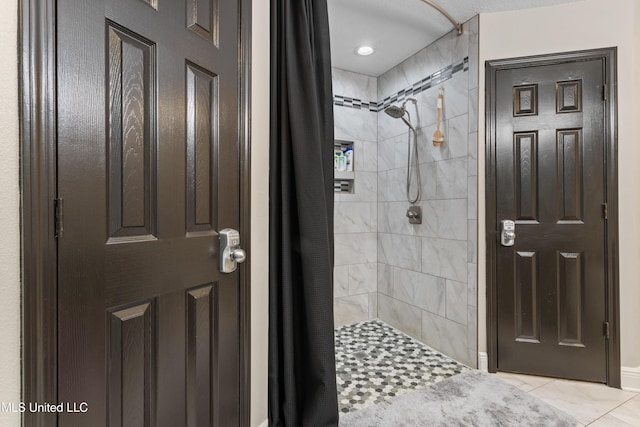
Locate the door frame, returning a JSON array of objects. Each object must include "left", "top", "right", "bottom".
[
  {"left": 485, "top": 48, "right": 620, "bottom": 387},
  {"left": 20, "top": 0, "right": 253, "bottom": 425}
]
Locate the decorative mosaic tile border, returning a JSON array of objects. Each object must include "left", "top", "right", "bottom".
[{"left": 334, "top": 56, "right": 469, "bottom": 112}]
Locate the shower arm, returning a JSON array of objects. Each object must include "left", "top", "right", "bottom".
[{"left": 419, "top": 0, "right": 463, "bottom": 36}]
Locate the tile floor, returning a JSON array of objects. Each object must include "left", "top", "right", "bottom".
[
  {"left": 335, "top": 319, "right": 468, "bottom": 413},
  {"left": 495, "top": 372, "right": 640, "bottom": 426},
  {"left": 335, "top": 319, "right": 640, "bottom": 425}
]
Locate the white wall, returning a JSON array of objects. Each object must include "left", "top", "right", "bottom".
[
  {"left": 478, "top": 0, "right": 640, "bottom": 374},
  {"left": 250, "top": 0, "right": 269, "bottom": 424},
  {"left": 0, "top": 0, "right": 21, "bottom": 425}
]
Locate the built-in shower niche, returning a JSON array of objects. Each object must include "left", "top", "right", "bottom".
[{"left": 334, "top": 139, "right": 354, "bottom": 193}]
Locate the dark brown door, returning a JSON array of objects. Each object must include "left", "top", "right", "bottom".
[
  {"left": 56, "top": 0, "right": 244, "bottom": 425},
  {"left": 495, "top": 59, "right": 607, "bottom": 381}
]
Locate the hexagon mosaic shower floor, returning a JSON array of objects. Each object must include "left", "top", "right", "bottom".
[{"left": 335, "top": 319, "right": 469, "bottom": 414}]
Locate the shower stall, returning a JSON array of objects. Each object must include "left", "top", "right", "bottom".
[{"left": 332, "top": 15, "right": 479, "bottom": 369}]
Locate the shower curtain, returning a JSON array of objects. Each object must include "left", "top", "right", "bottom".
[{"left": 268, "top": 0, "right": 338, "bottom": 425}]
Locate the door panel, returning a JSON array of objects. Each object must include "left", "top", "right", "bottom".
[
  {"left": 495, "top": 59, "right": 606, "bottom": 382},
  {"left": 57, "top": 0, "right": 243, "bottom": 424}
]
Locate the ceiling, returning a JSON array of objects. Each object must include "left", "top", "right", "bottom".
[{"left": 327, "top": 0, "right": 585, "bottom": 76}]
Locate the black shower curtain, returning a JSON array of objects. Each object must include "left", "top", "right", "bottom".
[{"left": 268, "top": 0, "right": 338, "bottom": 425}]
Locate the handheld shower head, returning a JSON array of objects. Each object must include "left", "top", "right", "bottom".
[
  {"left": 384, "top": 97, "right": 417, "bottom": 120},
  {"left": 383, "top": 105, "right": 405, "bottom": 119},
  {"left": 384, "top": 98, "right": 417, "bottom": 131}
]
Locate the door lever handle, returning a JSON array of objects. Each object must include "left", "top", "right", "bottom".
[
  {"left": 501, "top": 220, "right": 516, "bottom": 247},
  {"left": 220, "top": 228, "right": 246, "bottom": 273}
]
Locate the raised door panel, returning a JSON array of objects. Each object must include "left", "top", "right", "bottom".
[
  {"left": 109, "top": 302, "right": 155, "bottom": 427},
  {"left": 558, "top": 252, "right": 585, "bottom": 347},
  {"left": 187, "top": 0, "right": 219, "bottom": 44},
  {"left": 186, "top": 63, "right": 218, "bottom": 233},
  {"left": 556, "top": 129, "right": 584, "bottom": 223},
  {"left": 186, "top": 284, "right": 218, "bottom": 427},
  {"left": 514, "top": 132, "right": 538, "bottom": 222},
  {"left": 515, "top": 251, "right": 540, "bottom": 343},
  {"left": 107, "top": 23, "right": 157, "bottom": 240}
]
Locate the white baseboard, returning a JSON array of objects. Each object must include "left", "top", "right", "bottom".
[
  {"left": 474, "top": 359, "right": 640, "bottom": 391},
  {"left": 257, "top": 420, "right": 268, "bottom": 427},
  {"left": 478, "top": 352, "right": 488, "bottom": 372},
  {"left": 621, "top": 366, "right": 640, "bottom": 392}
]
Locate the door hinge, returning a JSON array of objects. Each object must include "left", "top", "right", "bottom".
[
  {"left": 603, "top": 321, "right": 610, "bottom": 339},
  {"left": 54, "top": 198, "right": 64, "bottom": 238},
  {"left": 602, "top": 203, "right": 608, "bottom": 220},
  {"left": 603, "top": 83, "right": 608, "bottom": 101}
]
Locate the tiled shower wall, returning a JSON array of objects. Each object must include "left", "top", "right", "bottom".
[
  {"left": 332, "top": 16, "right": 478, "bottom": 368},
  {"left": 332, "top": 69, "right": 379, "bottom": 326}
]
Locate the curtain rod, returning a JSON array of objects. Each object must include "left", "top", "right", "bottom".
[{"left": 419, "top": 0, "right": 463, "bottom": 35}]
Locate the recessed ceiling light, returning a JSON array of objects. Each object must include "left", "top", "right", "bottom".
[{"left": 355, "top": 45, "right": 374, "bottom": 56}]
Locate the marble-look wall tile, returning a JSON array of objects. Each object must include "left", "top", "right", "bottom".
[
  {"left": 442, "top": 73, "right": 469, "bottom": 120},
  {"left": 334, "top": 106, "right": 377, "bottom": 142},
  {"left": 378, "top": 294, "right": 422, "bottom": 339},
  {"left": 468, "top": 219, "right": 477, "bottom": 263},
  {"left": 467, "top": 263, "right": 477, "bottom": 308},
  {"left": 377, "top": 202, "right": 414, "bottom": 236},
  {"left": 468, "top": 132, "right": 478, "bottom": 177},
  {"left": 334, "top": 265, "right": 349, "bottom": 298},
  {"left": 385, "top": 168, "right": 408, "bottom": 202},
  {"left": 467, "top": 15, "right": 479, "bottom": 37},
  {"left": 422, "top": 237, "right": 467, "bottom": 282},
  {"left": 468, "top": 23, "right": 479, "bottom": 91},
  {"left": 377, "top": 137, "right": 395, "bottom": 172},
  {"left": 415, "top": 199, "right": 467, "bottom": 240},
  {"left": 377, "top": 171, "right": 389, "bottom": 203},
  {"left": 436, "top": 157, "right": 467, "bottom": 199},
  {"left": 335, "top": 202, "right": 372, "bottom": 234},
  {"left": 341, "top": 171, "right": 377, "bottom": 202},
  {"left": 378, "top": 263, "right": 393, "bottom": 296},
  {"left": 446, "top": 279, "right": 468, "bottom": 324},
  {"left": 394, "top": 134, "right": 410, "bottom": 170},
  {"left": 447, "top": 114, "right": 469, "bottom": 159},
  {"left": 393, "top": 268, "right": 446, "bottom": 316},
  {"left": 348, "top": 263, "right": 377, "bottom": 295},
  {"left": 452, "top": 27, "right": 469, "bottom": 63},
  {"left": 334, "top": 294, "right": 369, "bottom": 326},
  {"left": 393, "top": 43, "right": 446, "bottom": 94},
  {"left": 335, "top": 232, "right": 377, "bottom": 266},
  {"left": 369, "top": 293, "right": 378, "bottom": 318},
  {"left": 421, "top": 311, "right": 469, "bottom": 365},
  {"left": 421, "top": 33, "right": 454, "bottom": 79},
  {"left": 332, "top": 67, "right": 377, "bottom": 101},
  {"left": 352, "top": 140, "right": 377, "bottom": 172},
  {"left": 370, "top": 203, "right": 378, "bottom": 233},
  {"left": 467, "top": 305, "right": 478, "bottom": 368},
  {"left": 418, "top": 162, "right": 437, "bottom": 200},
  {"left": 416, "top": 86, "right": 439, "bottom": 128},
  {"left": 468, "top": 88, "right": 478, "bottom": 134},
  {"left": 378, "top": 233, "right": 422, "bottom": 272},
  {"left": 378, "top": 66, "right": 400, "bottom": 101}
]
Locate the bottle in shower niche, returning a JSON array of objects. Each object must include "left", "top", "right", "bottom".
[
  {"left": 337, "top": 151, "right": 347, "bottom": 171},
  {"left": 334, "top": 151, "right": 339, "bottom": 171},
  {"left": 345, "top": 147, "right": 353, "bottom": 171}
]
